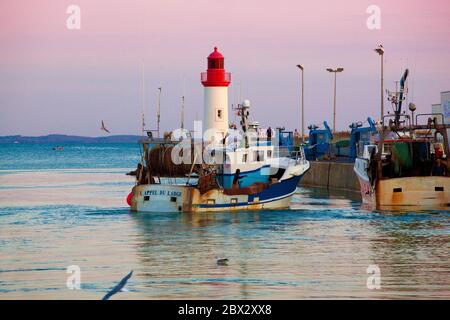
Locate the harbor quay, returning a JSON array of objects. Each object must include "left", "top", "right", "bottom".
[{"left": 298, "top": 161, "right": 360, "bottom": 192}]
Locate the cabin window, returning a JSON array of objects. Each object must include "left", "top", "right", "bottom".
[
  {"left": 144, "top": 196, "right": 150, "bottom": 201},
  {"left": 170, "top": 197, "right": 177, "bottom": 202},
  {"left": 393, "top": 188, "right": 402, "bottom": 193},
  {"left": 383, "top": 143, "right": 392, "bottom": 154},
  {"left": 257, "top": 151, "right": 264, "bottom": 161},
  {"left": 216, "top": 108, "right": 223, "bottom": 121},
  {"left": 207, "top": 199, "right": 215, "bottom": 205},
  {"left": 357, "top": 142, "right": 366, "bottom": 157},
  {"left": 231, "top": 198, "right": 238, "bottom": 204},
  {"left": 435, "top": 187, "right": 444, "bottom": 192}
]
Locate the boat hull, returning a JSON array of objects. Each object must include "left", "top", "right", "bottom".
[
  {"left": 354, "top": 158, "right": 450, "bottom": 209},
  {"left": 375, "top": 176, "right": 450, "bottom": 209},
  {"left": 354, "top": 158, "right": 375, "bottom": 204},
  {"left": 130, "top": 184, "right": 188, "bottom": 213},
  {"left": 130, "top": 174, "right": 304, "bottom": 213},
  {"left": 191, "top": 174, "right": 302, "bottom": 212}
]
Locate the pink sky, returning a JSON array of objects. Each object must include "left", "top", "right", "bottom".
[{"left": 1, "top": 0, "right": 449, "bottom": 136}]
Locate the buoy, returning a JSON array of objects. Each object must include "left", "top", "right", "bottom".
[{"left": 126, "top": 192, "right": 133, "bottom": 206}]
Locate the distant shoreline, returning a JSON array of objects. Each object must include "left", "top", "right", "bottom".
[{"left": 0, "top": 134, "right": 143, "bottom": 144}]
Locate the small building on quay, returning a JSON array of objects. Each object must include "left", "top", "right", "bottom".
[{"left": 431, "top": 91, "right": 450, "bottom": 146}]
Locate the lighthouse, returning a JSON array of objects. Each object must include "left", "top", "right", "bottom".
[{"left": 201, "top": 47, "right": 231, "bottom": 143}]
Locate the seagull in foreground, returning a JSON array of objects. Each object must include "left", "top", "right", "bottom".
[
  {"left": 101, "top": 120, "right": 110, "bottom": 133},
  {"left": 102, "top": 271, "right": 133, "bottom": 300},
  {"left": 216, "top": 256, "right": 229, "bottom": 266}
]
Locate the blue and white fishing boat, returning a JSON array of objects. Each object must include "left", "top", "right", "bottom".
[{"left": 127, "top": 47, "right": 309, "bottom": 213}]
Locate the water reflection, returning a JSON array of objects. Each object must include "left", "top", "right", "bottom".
[
  {"left": 127, "top": 187, "right": 450, "bottom": 299},
  {"left": 1, "top": 170, "right": 449, "bottom": 299},
  {"left": 366, "top": 213, "right": 450, "bottom": 298}
]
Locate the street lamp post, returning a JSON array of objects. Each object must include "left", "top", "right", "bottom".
[
  {"left": 296, "top": 64, "right": 304, "bottom": 143},
  {"left": 374, "top": 45, "right": 384, "bottom": 122},
  {"left": 374, "top": 45, "right": 385, "bottom": 180},
  {"left": 326, "top": 67, "right": 344, "bottom": 133}
]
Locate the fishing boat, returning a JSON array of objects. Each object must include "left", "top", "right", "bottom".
[
  {"left": 354, "top": 69, "right": 450, "bottom": 209},
  {"left": 127, "top": 47, "right": 310, "bottom": 213}
]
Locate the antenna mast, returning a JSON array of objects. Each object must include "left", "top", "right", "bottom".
[
  {"left": 181, "top": 95, "right": 185, "bottom": 130},
  {"left": 238, "top": 81, "right": 242, "bottom": 103},
  {"left": 141, "top": 61, "right": 145, "bottom": 137},
  {"left": 181, "top": 77, "right": 186, "bottom": 130},
  {"left": 157, "top": 87, "right": 161, "bottom": 138}
]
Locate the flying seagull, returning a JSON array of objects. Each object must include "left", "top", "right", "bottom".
[
  {"left": 216, "top": 256, "right": 229, "bottom": 266},
  {"left": 101, "top": 120, "right": 110, "bottom": 133},
  {"left": 102, "top": 271, "right": 133, "bottom": 300}
]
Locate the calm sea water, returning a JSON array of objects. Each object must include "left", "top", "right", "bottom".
[{"left": 0, "top": 143, "right": 449, "bottom": 299}]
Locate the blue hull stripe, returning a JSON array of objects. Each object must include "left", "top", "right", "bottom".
[
  {"left": 196, "top": 192, "right": 294, "bottom": 208},
  {"left": 196, "top": 174, "right": 304, "bottom": 209}
]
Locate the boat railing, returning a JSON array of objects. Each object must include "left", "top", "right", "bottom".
[
  {"left": 382, "top": 113, "right": 411, "bottom": 128},
  {"left": 290, "top": 147, "right": 308, "bottom": 164},
  {"left": 415, "top": 113, "right": 444, "bottom": 126}
]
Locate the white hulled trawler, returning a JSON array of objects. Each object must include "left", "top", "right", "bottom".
[{"left": 127, "top": 47, "right": 309, "bottom": 213}]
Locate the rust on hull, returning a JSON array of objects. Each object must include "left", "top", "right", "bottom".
[{"left": 375, "top": 176, "right": 450, "bottom": 209}]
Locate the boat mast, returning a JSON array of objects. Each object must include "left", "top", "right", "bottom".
[
  {"left": 238, "top": 100, "right": 250, "bottom": 149},
  {"left": 377, "top": 69, "right": 410, "bottom": 181},
  {"left": 141, "top": 61, "right": 146, "bottom": 137},
  {"left": 157, "top": 87, "right": 161, "bottom": 138},
  {"left": 395, "top": 69, "right": 409, "bottom": 127},
  {"left": 181, "top": 77, "right": 185, "bottom": 131},
  {"left": 181, "top": 95, "right": 185, "bottom": 130}
]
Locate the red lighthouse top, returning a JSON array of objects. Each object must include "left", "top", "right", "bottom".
[
  {"left": 208, "top": 47, "right": 224, "bottom": 59},
  {"left": 201, "top": 47, "right": 231, "bottom": 87}
]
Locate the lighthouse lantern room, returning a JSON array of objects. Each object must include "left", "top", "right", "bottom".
[{"left": 201, "top": 47, "right": 231, "bottom": 143}]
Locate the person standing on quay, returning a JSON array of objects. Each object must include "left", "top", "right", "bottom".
[{"left": 267, "top": 126, "right": 273, "bottom": 142}]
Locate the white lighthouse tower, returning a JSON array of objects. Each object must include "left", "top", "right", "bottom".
[{"left": 201, "top": 47, "right": 231, "bottom": 143}]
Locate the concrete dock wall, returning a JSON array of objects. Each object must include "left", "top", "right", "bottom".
[{"left": 299, "top": 161, "right": 360, "bottom": 192}]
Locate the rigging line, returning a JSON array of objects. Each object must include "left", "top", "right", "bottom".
[{"left": 141, "top": 60, "right": 145, "bottom": 137}]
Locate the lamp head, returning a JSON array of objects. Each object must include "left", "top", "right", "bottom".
[
  {"left": 327, "top": 67, "right": 344, "bottom": 73},
  {"left": 375, "top": 48, "right": 384, "bottom": 55}
]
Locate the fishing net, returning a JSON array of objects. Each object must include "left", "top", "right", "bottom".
[{"left": 392, "top": 142, "right": 412, "bottom": 175}]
